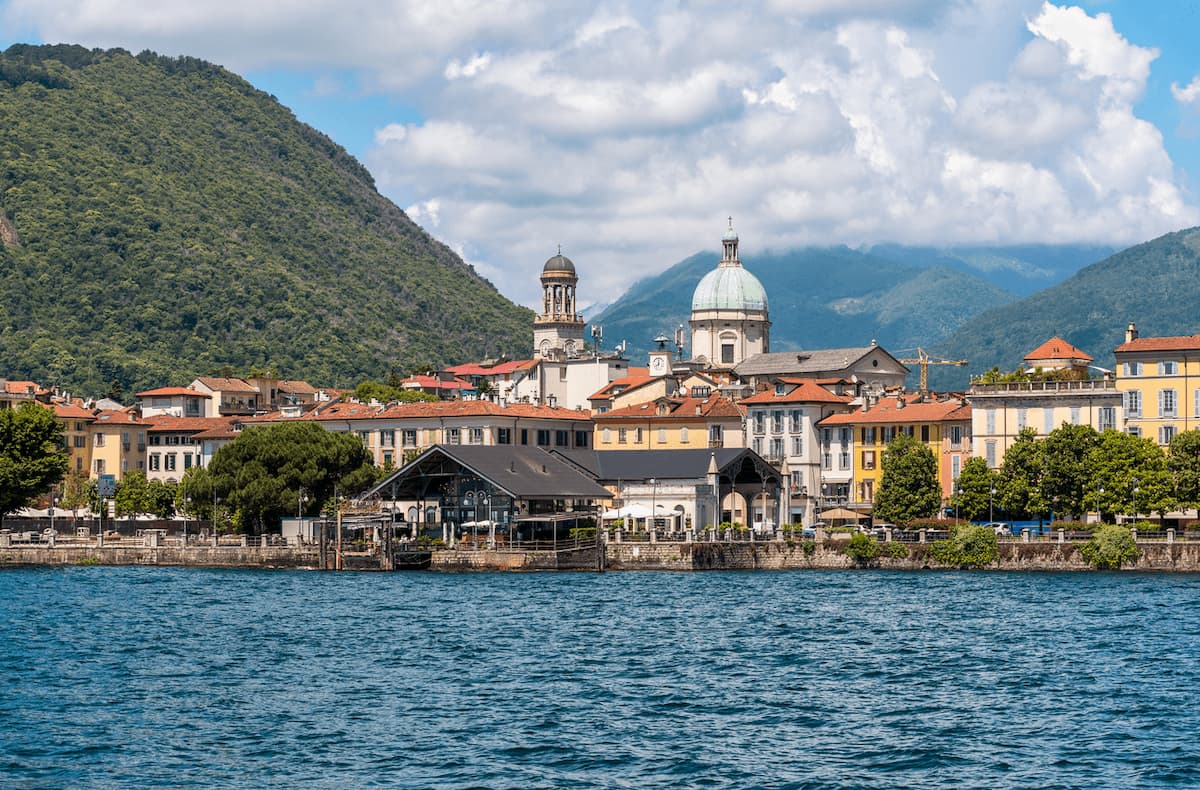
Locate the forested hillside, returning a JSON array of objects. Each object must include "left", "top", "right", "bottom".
[
  {"left": 0, "top": 45, "right": 533, "bottom": 395},
  {"left": 931, "top": 226, "right": 1200, "bottom": 389}
]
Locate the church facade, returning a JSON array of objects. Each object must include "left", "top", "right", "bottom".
[{"left": 688, "top": 221, "right": 771, "bottom": 370}]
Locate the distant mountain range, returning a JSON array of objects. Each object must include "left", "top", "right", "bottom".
[
  {"left": 590, "top": 243, "right": 1109, "bottom": 365},
  {"left": 929, "top": 226, "right": 1200, "bottom": 390},
  {"left": 0, "top": 44, "right": 533, "bottom": 395}
]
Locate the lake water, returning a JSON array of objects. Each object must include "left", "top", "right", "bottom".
[{"left": 3, "top": 567, "right": 1199, "bottom": 788}]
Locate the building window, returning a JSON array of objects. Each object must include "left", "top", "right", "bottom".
[
  {"left": 884, "top": 426, "right": 897, "bottom": 443},
  {"left": 985, "top": 440, "right": 997, "bottom": 467},
  {"left": 94, "top": 433, "right": 105, "bottom": 447},
  {"left": 575, "top": 431, "right": 589, "bottom": 448},
  {"left": 165, "top": 454, "right": 176, "bottom": 472},
  {"left": 76, "top": 457, "right": 82, "bottom": 471},
  {"left": 1160, "top": 426, "right": 1177, "bottom": 445},
  {"left": 709, "top": 425, "right": 723, "bottom": 446},
  {"left": 618, "top": 428, "right": 628, "bottom": 444},
  {"left": 94, "top": 458, "right": 105, "bottom": 474},
  {"left": 753, "top": 437, "right": 763, "bottom": 455},
  {"left": 150, "top": 435, "right": 161, "bottom": 446},
  {"left": 985, "top": 409, "right": 995, "bottom": 435},
  {"left": 862, "top": 450, "right": 876, "bottom": 470},
  {"left": 555, "top": 430, "right": 569, "bottom": 447},
  {"left": 536, "top": 429, "right": 551, "bottom": 446},
  {"left": 1161, "top": 361, "right": 1178, "bottom": 376},
  {"left": 1070, "top": 407, "right": 1081, "bottom": 425},
  {"left": 790, "top": 410, "right": 802, "bottom": 432},
  {"left": 951, "top": 455, "right": 961, "bottom": 480},
  {"left": 775, "top": 383, "right": 786, "bottom": 396},
  {"left": 446, "top": 428, "right": 461, "bottom": 445},
  {"left": 520, "top": 429, "right": 529, "bottom": 445},
  {"left": 380, "top": 430, "right": 395, "bottom": 447},
  {"left": 658, "top": 428, "right": 667, "bottom": 443},
  {"left": 771, "top": 410, "right": 783, "bottom": 433},
  {"left": 839, "top": 428, "right": 850, "bottom": 445},
  {"left": 1128, "top": 426, "right": 1141, "bottom": 438},
  {"left": 383, "top": 452, "right": 393, "bottom": 467},
  {"left": 1044, "top": 408, "right": 1055, "bottom": 435},
  {"left": 680, "top": 427, "right": 689, "bottom": 444},
  {"left": 1099, "top": 407, "right": 1116, "bottom": 432},
  {"left": 822, "top": 451, "right": 832, "bottom": 469},
  {"left": 861, "top": 427, "right": 876, "bottom": 445},
  {"left": 402, "top": 429, "right": 417, "bottom": 447},
  {"left": 73, "top": 435, "right": 86, "bottom": 448},
  {"left": 790, "top": 470, "right": 801, "bottom": 490},
  {"left": 184, "top": 454, "right": 193, "bottom": 469},
  {"left": 149, "top": 454, "right": 160, "bottom": 471},
  {"left": 1160, "top": 389, "right": 1178, "bottom": 418},
  {"left": 634, "top": 428, "right": 644, "bottom": 444},
  {"left": 1125, "top": 390, "right": 1142, "bottom": 418},
  {"left": 770, "top": 438, "right": 784, "bottom": 458},
  {"left": 920, "top": 425, "right": 930, "bottom": 442},
  {"left": 753, "top": 412, "right": 765, "bottom": 434},
  {"left": 950, "top": 425, "right": 963, "bottom": 449},
  {"left": 1196, "top": 389, "right": 1200, "bottom": 420},
  {"left": 601, "top": 428, "right": 611, "bottom": 444},
  {"left": 838, "top": 451, "right": 850, "bottom": 469},
  {"left": 498, "top": 428, "right": 512, "bottom": 445},
  {"left": 791, "top": 437, "right": 802, "bottom": 456},
  {"left": 1125, "top": 361, "right": 1142, "bottom": 377},
  {"left": 721, "top": 343, "right": 735, "bottom": 364},
  {"left": 1016, "top": 408, "right": 1027, "bottom": 430},
  {"left": 469, "top": 428, "right": 484, "bottom": 445}
]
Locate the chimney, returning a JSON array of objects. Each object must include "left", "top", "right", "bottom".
[
  {"left": 896, "top": 396, "right": 906, "bottom": 409},
  {"left": 1126, "top": 322, "right": 1138, "bottom": 343}
]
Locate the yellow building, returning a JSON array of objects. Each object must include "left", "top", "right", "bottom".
[
  {"left": 1114, "top": 323, "right": 1200, "bottom": 446},
  {"left": 594, "top": 395, "right": 745, "bottom": 450},
  {"left": 52, "top": 402, "right": 95, "bottom": 476},
  {"left": 817, "top": 395, "right": 972, "bottom": 510},
  {"left": 89, "top": 409, "right": 148, "bottom": 479}
]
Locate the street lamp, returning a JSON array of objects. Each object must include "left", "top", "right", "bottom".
[
  {"left": 649, "top": 478, "right": 657, "bottom": 534},
  {"left": 49, "top": 494, "right": 57, "bottom": 537},
  {"left": 954, "top": 483, "right": 961, "bottom": 524},
  {"left": 990, "top": 487, "right": 996, "bottom": 524}
]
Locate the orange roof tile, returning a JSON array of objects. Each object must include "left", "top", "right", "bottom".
[
  {"left": 818, "top": 396, "right": 971, "bottom": 426},
  {"left": 254, "top": 399, "right": 591, "bottom": 423},
  {"left": 1114, "top": 335, "right": 1200, "bottom": 353},
  {"left": 93, "top": 409, "right": 142, "bottom": 425},
  {"left": 146, "top": 416, "right": 235, "bottom": 433},
  {"left": 2, "top": 380, "right": 39, "bottom": 395},
  {"left": 52, "top": 403, "right": 95, "bottom": 420},
  {"left": 740, "top": 378, "right": 855, "bottom": 405},
  {"left": 1024, "top": 337, "right": 1093, "bottom": 362},
  {"left": 136, "top": 387, "right": 211, "bottom": 398},
  {"left": 595, "top": 395, "right": 743, "bottom": 421},
  {"left": 194, "top": 376, "right": 257, "bottom": 392},
  {"left": 588, "top": 368, "right": 655, "bottom": 401}
]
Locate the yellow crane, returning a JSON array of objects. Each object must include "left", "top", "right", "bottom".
[{"left": 898, "top": 347, "right": 968, "bottom": 394}]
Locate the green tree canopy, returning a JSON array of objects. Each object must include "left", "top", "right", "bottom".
[
  {"left": 0, "top": 403, "right": 68, "bottom": 519},
  {"left": 1168, "top": 430, "right": 1200, "bottom": 512},
  {"left": 997, "top": 427, "right": 1047, "bottom": 520},
  {"left": 873, "top": 434, "right": 942, "bottom": 526},
  {"left": 953, "top": 456, "right": 997, "bottom": 522},
  {"left": 351, "top": 380, "right": 438, "bottom": 405},
  {"left": 1086, "top": 431, "right": 1171, "bottom": 521},
  {"left": 1040, "top": 423, "right": 1099, "bottom": 519},
  {"left": 207, "top": 422, "right": 379, "bottom": 533}
]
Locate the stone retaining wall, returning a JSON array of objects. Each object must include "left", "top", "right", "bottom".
[{"left": 0, "top": 545, "right": 321, "bottom": 569}]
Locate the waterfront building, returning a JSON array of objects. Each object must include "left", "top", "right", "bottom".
[
  {"left": 253, "top": 399, "right": 594, "bottom": 468},
  {"left": 145, "top": 416, "right": 234, "bottom": 483},
  {"left": 245, "top": 376, "right": 323, "bottom": 410},
  {"left": 689, "top": 220, "right": 770, "bottom": 370},
  {"left": 190, "top": 377, "right": 260, "bottom": 417},
  {"left": 0, "top": 379, "right": 39, "bottom": 410},
  {"left": 1113, "top": 322, "right": 1200, "bottom": 446},
  {"left": 733, "top": 342, "right": 910, "bottom": 392},
  {"left": 970, "top": 337, "right": 1120, "bottom": 466},
  {"left": 592, "top": 394, "right": 745, "bottom": 452},
  {"left": 52, "top": 401, "right": 95, "bottom": 476},
  {"left": 739, "top": 378, "right": 855, "bottom": 525},
  {"left": 817, "top": 395, "right": 971, "bottom": 513},
  {"left": 364, "top": 444, "right": 611, "bottom": 544},
  {"left": 88, "top": 408, "right": 146, "bottom": 479}
]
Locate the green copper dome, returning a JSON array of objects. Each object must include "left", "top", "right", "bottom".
[{"left": 691, "top": 265, "right": 768, "bottom": 312}]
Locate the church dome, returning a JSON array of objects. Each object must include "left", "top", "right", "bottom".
[
  {"left": 691, "top": 265, "right": 768, "bottom": 312},
  {"left": 542, "top": 252, "right": 576, "bottom": 275}
]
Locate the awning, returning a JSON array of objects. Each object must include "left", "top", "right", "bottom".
[
  {"left": 601, "top": 504, "right": 656, "bottom": 519},
  {"left": 819, "top": 507, "right": 864, "bottom": 521}
]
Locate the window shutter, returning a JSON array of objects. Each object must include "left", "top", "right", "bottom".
[{"left": 1159, "top": 390, "right": 1165, "bottom": 417}]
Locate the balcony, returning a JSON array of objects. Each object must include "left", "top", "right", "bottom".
[
  {"left": 708, "top": 439, "right": 723, "bottom": 448},
  {"left": 970, "top": 379, "right": 1116, "bottom": 394}
]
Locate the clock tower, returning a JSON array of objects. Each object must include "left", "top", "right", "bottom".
[{"left": 649, "top": 334, "right": 673, "bottom": 377}]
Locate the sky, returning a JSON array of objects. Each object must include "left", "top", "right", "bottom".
[{"left": 3, "top": 1, "right": 1200, "bottom": 310}]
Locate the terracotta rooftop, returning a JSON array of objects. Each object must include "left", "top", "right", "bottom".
[
  {"left": 253, "top": 400, "right": 591, "bottom": 423},
  {"left": 1024, "top": 337, "right": 1093, "bottom": 362},
  {"left": 146, "top": 416, "right": 234, "bottom": 433},
  {"left": 136, "top": 387, "right": 211, "bottom": 398},
  {"left": 588, "top": 368, "right": 653, "bottom": 401},
  {"left": 740, "top": 378, "right": 855, "bottom": 405},
  {"left": 444, "top": 359, "right": 539, "bottom": 377},
  {"left": 595, "top": 395, "right": 743, "bottom": 421},
  {"left": 52, "top": 402, "right": 95, "bottom": 420},
  {"left": 818, "top": 396, "right": 971, "bottom": 425},
  {"left": 2, "top": 380, "right": 39, "bottom": 396},
  {"left": 276, "top": 379, "right": 318, "bottom": 394},
  {"left": 1114, "top": 334, "right": 1200, "bottom": 353},
  {"left": 193, "top": 376, "right": 256, "bottom": 392},
  {"left": 93, "top": 409, "right": 142, "bottom": 425}
]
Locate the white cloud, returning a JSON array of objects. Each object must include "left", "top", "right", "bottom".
[
  {"left": 1173, "top": 75, "right": 1200, "bottom": 104},
  {"left": 5, "top": 0, "right": 1196, "bottom": 309}
]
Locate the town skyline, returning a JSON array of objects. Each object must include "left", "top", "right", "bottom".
[{"left": 3, "top": 0, "right": 1198, "bottom": 309}]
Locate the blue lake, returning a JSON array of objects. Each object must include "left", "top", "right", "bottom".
[{"left": 3, "top": 567, "right": 1199, "bottom": 788}]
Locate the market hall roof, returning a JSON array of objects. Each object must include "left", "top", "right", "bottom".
[
  {"left": 733, "top": 346, "right": 909, "bottom": 378},
  {"left": 555, "top": 448, "right": 782, "bottom": 485},
  {"left": 364, "top": 445, "right": 612, "bottom": 501}
]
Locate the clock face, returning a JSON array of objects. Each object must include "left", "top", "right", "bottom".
[{"left": 652, "top": 357, "right": 665, "bottom": 371}]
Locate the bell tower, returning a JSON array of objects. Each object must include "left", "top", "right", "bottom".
[{"left": 533, "top": 247, "right": 586, "bottom": 360}]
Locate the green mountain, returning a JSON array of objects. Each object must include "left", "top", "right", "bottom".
[
  {"left": 931, "top": 226, "right": 1200, "bottom": 389},
  {"left": 0, "top": 44, "right": 533, "bottom": 395},
  {"left": 864, "top": 243, "right": 1114, "bottom": 296},
  {"left": 590, "top": 246, "right": 1017, "bottom": 361}
]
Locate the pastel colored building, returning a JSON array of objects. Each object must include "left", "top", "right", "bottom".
[
  {"left": 593, "top": 395, "right": 745, "bottom": 452},
  {"left": 1114, "top": 323, "right": 1200, "bottom": 446},
  {"left": 89, "top": 409, "right": 147, "bottom": 479}
]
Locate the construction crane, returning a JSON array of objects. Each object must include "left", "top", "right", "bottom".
[{"left": 897, "top": 347, "right": 968, "bottom": 394}]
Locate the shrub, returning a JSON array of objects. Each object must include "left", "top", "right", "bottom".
[
  {"left": 907, "top": 518, "right": 958, "bottom": 531},
  {"left": 801, "top": 540, "right": 816, "bottom": 557},
  {"left": 929, "top": 524, "right": 998, "bottom": 567},
  {"left": 883, "top": 541, "right": 908, "bottom": 559},
  {"left": 1080, "top": 524, "right": 1140, "bottom": 569},
  {"left": 1131, "top": 520, "right": 1163, "bottom": 534},
  {"left": 569, "top": 527, "right": 597, "bottom": 539},
  {"left": 845, "top": 532, "right": 880, "bottom": 563}
]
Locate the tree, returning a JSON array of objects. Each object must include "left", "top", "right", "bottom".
[
  {"left": 0, "top": 403, "right": 69, "bottom": 520},
  {"left": 207, "top": 422, "right": 379, "bottom": 533},
  {"left": 873, "top": 434, "right": 942, "bottom": 525},
  {"left": 953, "top": 456, "right": 997, "bottom": 521},
  {"left": 1039, "top": 423, "right": 1099, "bottom": 520},
  {"left": 1080, "top": 524, "right": 1139, "bottom": 569},
  {"left": 59, "top": 470, "right": 95, "bottom": 516},
  {"left": 351, "top": 380, "right": 437, "bottom": 405},
  {"left": 1086, "top": 431, "right": 1171, "bottom": 521},
  {"left": 1168, "top": 430, "right": 1200, "bottom": 513},
  {"left": 997, "top": 427, "right": 1047, "bottom": 520},
  {"left": 114, "top": 470, "right": 151, "bottom": 517}
]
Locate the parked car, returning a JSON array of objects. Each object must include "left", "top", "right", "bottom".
[{"left": 982, "top": 522, "right": 1011, "bottom": 536}]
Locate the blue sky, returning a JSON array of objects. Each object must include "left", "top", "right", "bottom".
[{"left": 2, "top": 1, "right": 1198, "bottom": 307}]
